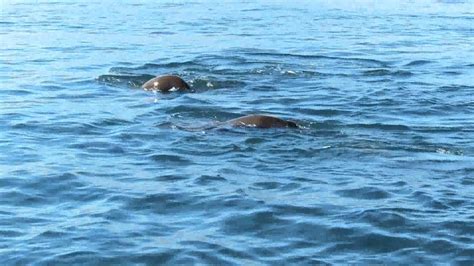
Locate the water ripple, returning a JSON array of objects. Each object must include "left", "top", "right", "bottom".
[{"left": 2, "top": 0, "right": 474, "bottom": 264}]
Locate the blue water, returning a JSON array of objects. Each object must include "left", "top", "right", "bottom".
[{"left": 1, "top": 0, "right": 474, "bottom": 264}]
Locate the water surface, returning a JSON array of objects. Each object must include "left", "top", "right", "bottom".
[{"left": 1, "top": 0, "right": 474, "bottom": 264}]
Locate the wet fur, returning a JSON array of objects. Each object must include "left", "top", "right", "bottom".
[{"left": 142, "top": 75, "right": 190, "bottom": 92}]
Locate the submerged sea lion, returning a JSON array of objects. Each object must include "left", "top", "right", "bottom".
[
  {"left": 227, "top": 115, "right": 299, "bottom": 128},
  {"left": 142, "top": 75, "right": 190, "bottom": 92},
  {"left": 171, "top": 115, "right": 299, "bottom": 131}
]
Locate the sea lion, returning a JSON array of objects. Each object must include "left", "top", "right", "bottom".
[
  {"left": 171, "top": 115, "right": 299, "bottom": 131},
  {"left": 228, "top": 115, "right": 298, "bottom": 128},
  {"left": 142, "top": 75, "right": 190, "bottom": 92}
]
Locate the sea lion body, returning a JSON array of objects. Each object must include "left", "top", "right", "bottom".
[
  {"left": 142, "top": 75, "right": 190, "bottom": 92},
  {"left": 228, "top": 115, "right": 298, "bottom": 128}
]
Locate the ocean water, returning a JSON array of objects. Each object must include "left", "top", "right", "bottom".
[{"left": 1, "top": 0, "right": 474, "bottom": 264}]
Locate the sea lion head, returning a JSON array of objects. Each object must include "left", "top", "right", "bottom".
[
  {"left": 141, "top": 75, "right": 190, "bottom": 92},
  {"left": 229, "top": 115, "right": 299, "bottom": 129}
]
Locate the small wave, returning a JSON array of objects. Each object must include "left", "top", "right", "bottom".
[
  {"left": 90, "top": 118, "right": 133, "bottom": 127},
  {"left": 194, "top": 174, "right": 227, "bottom": 185},
  {"left": 177, "top": 241, "right": 252, "bottom": 264},
  {"left": 362, "top": 69, "right": 413, "bottom": 77},
  {"left": 36, "top": 230, "right": 69, "bottom": 238},
  {"left": 0, "top": 229, "right": 23, "bottom": 238},
  {"left": 461, "top": 174, "right": 474, "bottom": 185},
  {"left": 251, "top": 181, "right": 285, "bottom": 190},
  {"left": 148, "top": 154, "right": 192, "bottom": 165},
  {"left": 294, "top": 108, "right": 350, "bottom": 117},
  {"left": 348, "top": 209, "right": 412, "bottom": 231},
  {"left": 237, "top": 49, "right": 388, "bottom": 67},
  {"left": 125, "top": 192, "right": 200, "bottom": 215},
  {"left": 439, "top": 84, "right": 474, "bottom": 90},
  {"left": 435, "top": 148, "right": 463, "bottom": 156},
  {"left": 0, "top": 190, "right": 48, "bottom": 206},
  {"left": 165, "top": 105, "right": 235, "bottom": 119},
  {"left": 47, "top": 251, "right": 101, "bottom": 265},
  {"left": 363, "top": 69, "right": 391, "bottom": 76},
  {"left": 10, "top": 120, "right": 105, "bottom": 136},
  {"left": 241, "top": 8, "right": 265, "bottom": 12},
  {"left": 336, "top": 186, "right": 391, "bottom": 200},
  {"left": 48, "top": 122, "right": 104, "bottom": 136},
  {"left": 110, "top": 61, "right": 198, "bottom": 73},
  {"left": 413, "top": 125, "right": 467, "bottom": 133},
  {"left": 323, "top": 232, "right": 418, "bottom": 254},
  {"left": 220, "top": 210, "right": 288, "bottom": 235},
  {"left": 405, "top": 60, "right": 433, "bottom": 66},
  {"left": 0, "top": 89, "right": 35, "bottom": 96},
  {"left": 68, "top": 141, "right": 125, "bottom": 154},
  {"left": 97, "top": 74, "right": 154, "bottom": 88},
  {"left": 392, "top": 70, "right": 414, "bottom": 77},
  {"left": 190, "top": 78, "right": 246, "bottom": 91},
  {"left": 271, "top": 204, "right": 330, "bottom": 217},
  {"left": 150, "top": 31, "right": 176, "bottom": 35},
  {"left": 44, "top": 84, "right": 69, "bottom": 91},
  {"left": 443, "top": 71, "right": 462, "bottom": 75},
  {"left": 441, "top": 219, "right": 474, "bottom": 237},
  {"left": 411, "top": 191, "right": 451, "bottom": 210},
  {"left": 348, "top": 123, "right": 411, "bottom": 131}
]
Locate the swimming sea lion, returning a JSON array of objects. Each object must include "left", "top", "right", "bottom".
[
  {"left": 142, "top": 75, "right": 190, "bottom": 92},
  {"left": 228, "top": 115, "right": 298, "bottom": 128},
  {"left": 172, "top": 115, "right": 299, "bottom": 131}
]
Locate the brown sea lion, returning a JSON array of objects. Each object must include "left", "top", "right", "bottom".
[
  {"left": 227, "top": 115, "right": 298, "bottom": 128},
  {"left": 171, "top": 114, "right": 299, "bottom": 131},
  {"left": 142, "top": 75, "right": 190, "bottom": 92}
]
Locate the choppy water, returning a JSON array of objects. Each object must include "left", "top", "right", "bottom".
[{"left": 1, "top": 0, "right": 474, "bottom": 264}]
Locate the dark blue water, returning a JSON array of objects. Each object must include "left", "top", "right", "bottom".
[{"left": 1, "top": 0, "right": 474, "bottom": 264}]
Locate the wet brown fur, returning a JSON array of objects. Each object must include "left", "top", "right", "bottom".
[
  {"left": 141, "top": 75, "right": 190, "bottom": 92},
  {"left": 228, "top": 115, "right": 298, "bottom": 128}
]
